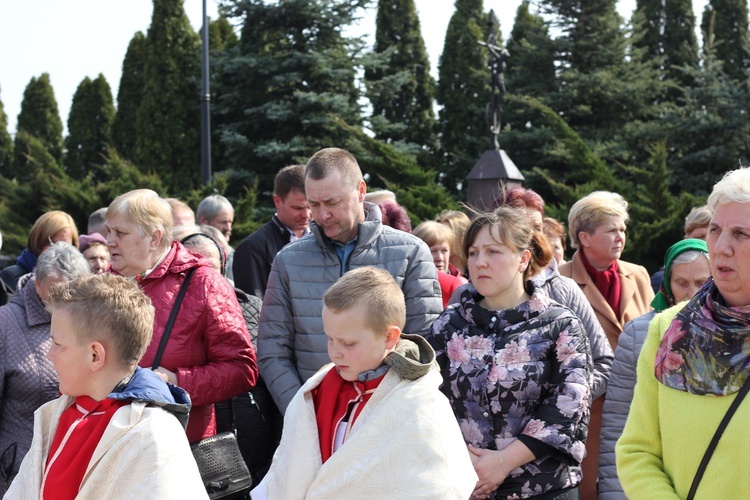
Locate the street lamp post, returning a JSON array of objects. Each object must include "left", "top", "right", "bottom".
[{"left": 200, "top": 0, "right": 212, "bottom": 185}]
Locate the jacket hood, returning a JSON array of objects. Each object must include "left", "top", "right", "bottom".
[
  {"left": 384, "top": 333, "right": 437, "bottom": 380},
  {"left": 109, "top": 366, "right": 192, "bottom": 429}
]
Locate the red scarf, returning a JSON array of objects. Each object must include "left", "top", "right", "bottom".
[
  {"left": 312, "top": 368, "right": 385, "bottom": 463},
  {"left": 43, "top": 396, "right": 129, "bottom": 500},
  {"left": 580, "top": 250, "right": 622, "bottom": 317}
]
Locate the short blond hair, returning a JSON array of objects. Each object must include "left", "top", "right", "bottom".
[
  {"left": 306, "top": 148, "right": 363, "bottom": 190},
  {"left": 543, "top": 217, "right": 566, "bottom": 251},
  {"left": 107, "top": 189, "right": 172, "bottom": 250},
  {"left": 413, "top": 221, "right": 454, "bottom": 248},
  {"left": 684, "top": 205, "right": 712, "bottom": 237},
  {"left": 48, "top": 273, "right": 155, "bottom": 369},
  {"left": 567, "top": 191, "right": 629, "bottom": 249},
  {"left": 323, "top": 266, "right": 405, "bottom": 335},
  {"left": 28, "top": 211, "right": 80, "bottom": 255},
  {"left": 436, "top": 210, "right": 470, "bottom": 271}
]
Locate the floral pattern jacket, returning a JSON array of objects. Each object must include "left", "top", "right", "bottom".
[{"left": 426, "top": 286, "right": 592, "bottom": 499}]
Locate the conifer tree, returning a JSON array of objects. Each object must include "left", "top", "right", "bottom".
[
  {"left": 136, "top": 0, "right": 201, "bottom": 193},
  {"left": 701, "top": 0, "right": 750, "bottom": 81},
  {"left": 208, "top": 15, "right": 238, "bottom": 53},
  {"left": 0, "top": 86, "right": 11, "bottom": 176},
  {"left": 436, "top": 0, "right": 490, "bottom": 197},
  {"left": 216, "top": 0, "right": 365, "bottom": 196},
  {"left": 633, "top": 0, "right": 699, "bottom": 95},
  {"left": 65, "top": 74, "right": 116, "bottom": 180},
  {"left": 12, "top": 73, "right": 64, "bottom": 180},
  {"left": 112, "top": 31, "right": 147, "bottom": 162},
  {"left": 502, "top": 1, "right": 557, "bottom": 178},
  {"left": 364, "top": 0, "right": 437, "bottom": 155}
]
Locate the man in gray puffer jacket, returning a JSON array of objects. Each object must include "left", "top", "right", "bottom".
[{"left": 258, "top": 148, "right": 442, "bottom": 414}]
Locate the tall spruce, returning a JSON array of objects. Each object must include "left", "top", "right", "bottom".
[
  {"left": 502, "top": 1, "right": 557, "bottom": 183},
  {"left": 216, "top": 0, "right": 365, "bottom": 197},
  {"left": 65, "top": 74, "right": 116, "bottom": 180},
  {"left": 538, "top": 0, "right": 663, "bottom": 162},
  {"left": 0, "top": 85, "right": 11, "bottom": 175},
  {"left": 112, "top": 31, "right": 147, "bottom": 162},
  {"left": 701, "top": 0, "right": 750, "bottom": 81},
  {"left": 136, "top": 0, "right": 201, "bottom": 193},
  {"left": 364, "top": 0, "right": 437, "bottom": 155},
  {"left": 662, "top": 37, "right": 750, "bottom": 194},
  {"left": 436, "top": 0, "right": 489, "bottom": 197},
  {"left": 12, "top": 73, "right": 64, "bottom": 181},
  {"left": 633, "top": 0, "right": 699, "bottom": 95}
]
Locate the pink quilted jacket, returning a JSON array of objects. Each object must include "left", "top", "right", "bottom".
[{"left": 136, "top": 242, "right": 257, "bottom": 443}]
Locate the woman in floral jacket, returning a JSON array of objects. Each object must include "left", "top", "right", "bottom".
[{"left": 427, "top": 208, "right": 592, "bottom": 500}]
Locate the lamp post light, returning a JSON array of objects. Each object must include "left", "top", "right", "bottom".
[
  {"left": 200, "top": 0, "right": 212, "bottom": 185},
  {"left": 467, "top": 9, "right": 524, "bottom": 210}
]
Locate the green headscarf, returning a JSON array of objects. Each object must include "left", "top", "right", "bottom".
[{"left": 651, "top": 238, "right": 709, "bottom": 311}]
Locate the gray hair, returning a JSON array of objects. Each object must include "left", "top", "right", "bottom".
[
  {"left": 707, "top": 167, "right": 750, "bottom": 211},
  {"left": 671, "top": 249, "right": 709, "bottom": 267},
  {"left": 88, "top": 207, "right": 108, "bottom": 234},
  {"left": 197, "top": 194, "right": 233, "bottom": 223},
  {"left": 35, "top": 242, "right": 91, "bottom": 282}
]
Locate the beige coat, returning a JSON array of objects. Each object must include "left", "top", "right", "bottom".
[
  {"left": 559, "top": 250, "right": 654, "bottom": 350},
  {"left": 4, "top": 396, "right": 207, "bottom": 500},
  {"left": 260, "top": 364, "right": 478, "bottom": 500}
]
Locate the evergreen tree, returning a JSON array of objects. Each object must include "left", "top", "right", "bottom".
[
  {"left": 136, "top": 0, "right": 201, "bottom": 193},
  {"left": 502, "top": 1, "right": 557, "bottom": 180},
  {"left": 12, "top": 73, "right": 64, "bottom": 180},
  {"left": 1, "top": 132, "right": 98, "bottom": 253},
  {"left": 661, "top": 38, "right": 750, "bottom": 194},
  {"left": 633, "top": 0, "right": 699, "bottom": 95},
  {"left": 436, "top": 0, "right": 490, "bottom": 197},
  {"left": 65, "top": 74, "right": 116, "bottom": 180},
  {"left": 701, "top": 0, "right": 750, "bottom": 81},
  {"left": 209, "top": 15, "right": 238, "bottom": 53},
  {"left": 536, "top": 0, "right": 663, "bottom": 170},
  {"left": 364, "top": 0, "right": 437, "bottom": 155},
  {"left": 0, "top": 85, "right": 11, "bottom": 176},
  {"left": 216, "top": 0, "right": 365, "bottom": 197},
  {"left": 506, "top": 1, "right": 556, "bottom": 100},
  {"left": 112, "top": 31, "right": 147, "bottom": 161}
]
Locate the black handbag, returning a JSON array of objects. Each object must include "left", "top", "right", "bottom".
[{"left": 152, "top": 268, "right": 253, "bottom": 499}]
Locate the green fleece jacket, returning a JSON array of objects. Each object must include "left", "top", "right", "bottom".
[{"left": 616, "top": 305, "right": 750, "bottom": 499}]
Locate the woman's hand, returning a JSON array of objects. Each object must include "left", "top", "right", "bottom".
[
  {"left": 468, "top": 444, "right": 508, "bottom": 499},
  {"left": 153, "top": 367, "right": 178, "bottom": 385}
]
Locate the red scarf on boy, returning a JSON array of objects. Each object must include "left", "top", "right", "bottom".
[
  {"left": 42, "top": 397, "right": 129, "bottom": 500},
  {"left": 312, "top": 368, "right": 385, "bottom": 463}
]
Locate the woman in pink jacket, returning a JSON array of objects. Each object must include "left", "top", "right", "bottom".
[{"left": 105, "top": 189, "right": 257, "bottom": 443}]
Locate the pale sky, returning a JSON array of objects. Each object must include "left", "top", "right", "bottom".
[{"left": 0, "top": 1, "right": 709, "bottom": 136}]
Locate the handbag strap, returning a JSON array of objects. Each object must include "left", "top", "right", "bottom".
[
  {"left": 151, "top": 267, "right": 197, "bottom": 370},
  {"left": 687, "top": 373, "right": 750, "bottom": 500}
]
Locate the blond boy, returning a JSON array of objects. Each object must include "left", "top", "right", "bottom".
[
  {"left": 254, "top": 266, "right": 476, "bottom": 499},
  {"left": 6, "top": 274, "right": 207, "bottom": 499}
]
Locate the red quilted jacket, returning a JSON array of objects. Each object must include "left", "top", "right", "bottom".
[{"left": 136, "top": 242, "right": 257, "bottom": 442}]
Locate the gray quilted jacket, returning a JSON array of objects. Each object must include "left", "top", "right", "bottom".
[
  {"left": 0, "top": 277, "right": 59, "bottom": 495},
  {"left": 258, "top": 203, "right": 442, "bottom": 414},
  {"left": 531, "top": 260, "right": 614, "bottom": 399},
  {"left": 598, "top": 310, "right": 657, "bottom": 499}
]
